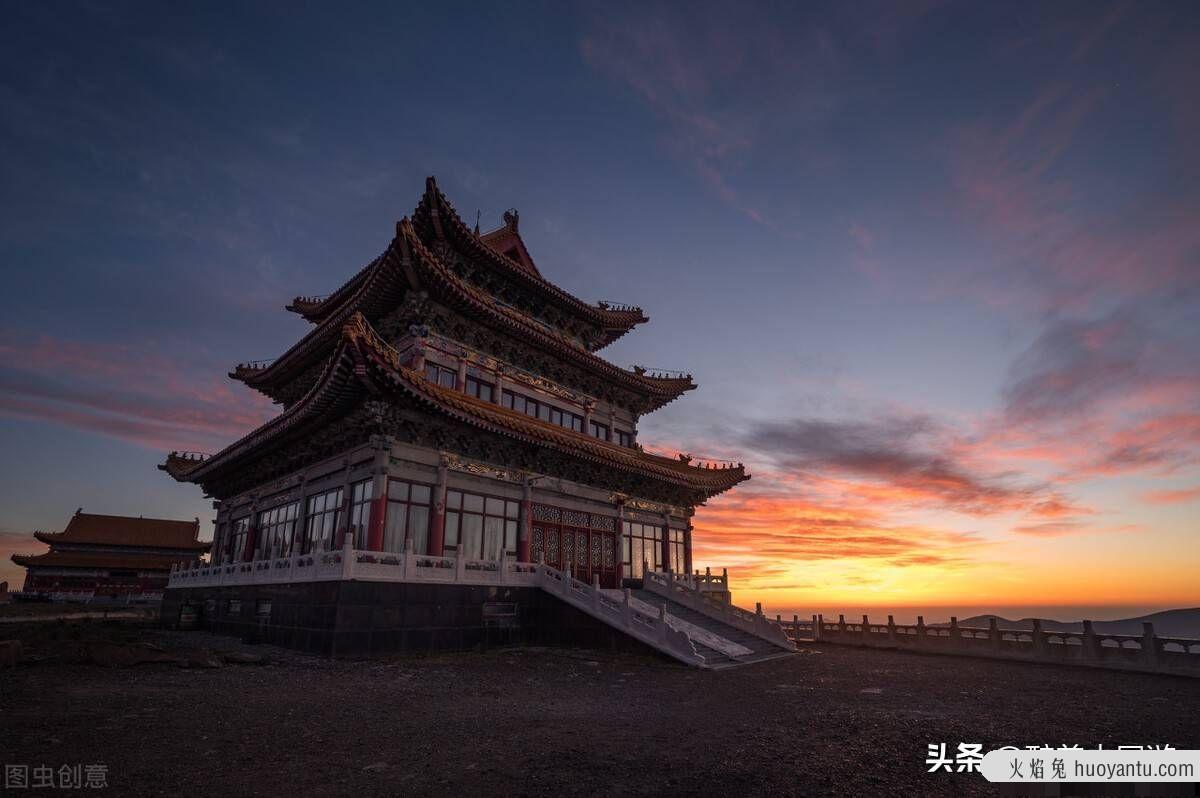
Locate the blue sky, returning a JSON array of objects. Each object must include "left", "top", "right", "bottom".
[{"left": 2, "top": 1, "right": 1198, "bottom": 608}]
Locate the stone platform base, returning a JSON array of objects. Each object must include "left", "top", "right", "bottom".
[{"left": 162, "top": 581, "right": 663, "bottom": 659}]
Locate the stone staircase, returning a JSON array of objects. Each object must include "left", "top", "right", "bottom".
[{"left": 629, "top": 589, "right": 796, "bottom": 668}]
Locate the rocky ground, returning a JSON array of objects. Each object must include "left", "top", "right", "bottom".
[{"left": 1, "top": 619, "right": 1198, "bottom": 797}]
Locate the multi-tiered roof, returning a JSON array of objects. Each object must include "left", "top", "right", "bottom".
[{"left": 163, "top": 178, "right": 747, "bottom": 502}]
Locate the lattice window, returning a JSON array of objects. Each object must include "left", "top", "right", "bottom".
[
  {"left": 562, "top": 531, "right": 574, "bottom": 565},
  {"left": 532, "top": 526, "right": 544, "bottom": 564},
  {"left": 562, "top": 509, "right": 589, "bottom": 527},
  {"left": 602, "top": 536, "right": 614, "bottom": 568},
  {"left": 591, "top": 534, "right": 602, "bottom": 569},
  {"left": 576, "top": 531, "right": 589, "bottom": 567},
  {"left": 545, "top": 530, "right": 559, "bottom": 565},
  {"left": 590, "top": 515, "right": 615, "bottom": 531},
  {"left": 532, "top": 504, "right": 561, "bottom": 523}
]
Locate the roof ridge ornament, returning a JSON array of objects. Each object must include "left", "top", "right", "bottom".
[{"left": 502, "top": 208, "right": 519, "bottom": 232}]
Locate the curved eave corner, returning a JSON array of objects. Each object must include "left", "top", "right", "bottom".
[
  {"left": 286, "top": 297, "right": 325, "bottom": 319},
  {"left": 160, "top": 452, "right": 211, "bottom": 482}
]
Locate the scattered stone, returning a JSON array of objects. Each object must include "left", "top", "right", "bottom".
[
  {"left": 362, "top": 761, "right": 389, "bottom": 772},
  {"left": 222, "top": 651, "right": 269, "bottom": 665},
  {"left": 860, "top": 687, "right": 883, "bottom": 694}
]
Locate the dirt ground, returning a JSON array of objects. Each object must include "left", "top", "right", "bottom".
[{"left": 1, "top": 619, "right": 1198, "bottom": 797}]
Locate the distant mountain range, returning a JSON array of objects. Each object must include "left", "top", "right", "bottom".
[{"left": 936, "top": 608, "right": 1200, "bottom": 639}]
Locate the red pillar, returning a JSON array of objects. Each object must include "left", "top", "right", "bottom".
[
  {"left": 614, "top": 501, "right": 625, "bottom": 584},
  {"left": 684, "top": 523, "right": 693, "bottom": 576},
  {"left": 242, "top": 526, "right": 257, "bottom": 562},
  {"left": 366, "top": 494, "right": 387, "bottom": 551},
  {"left": 427, "top": 460, "right": 448, "bottom": 556},
  {"left": 661, "top": 511, "right": 672, "bottom": 573},
  {"left": 517, "top": 480, "right": 532, "bottom": 562}
]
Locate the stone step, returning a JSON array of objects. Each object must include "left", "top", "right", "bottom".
[{"left": 630, "top": 590, "right": 793, "bottom": 665}]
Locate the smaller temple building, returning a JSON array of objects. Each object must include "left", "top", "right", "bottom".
[{"left": 11, "top": 510, "right": 209, "bottom": 602}]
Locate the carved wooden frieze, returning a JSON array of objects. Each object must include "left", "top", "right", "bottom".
[{"left": 442, "top": 453, "right": 526, "bottom": 483}]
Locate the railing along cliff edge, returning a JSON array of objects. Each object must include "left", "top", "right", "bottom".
[{"left": 775, "top": 612, "right": 1200, "bottom": 677}]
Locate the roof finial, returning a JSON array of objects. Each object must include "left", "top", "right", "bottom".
[
  {"left": 503, "top": 208, "right": 519, "bottom": 232},
  {"left": 75, "top": 507, "right": 82, "bottom": 516},
  {"left": 474, "top": 209, "right": 481, "bottom": 235}
]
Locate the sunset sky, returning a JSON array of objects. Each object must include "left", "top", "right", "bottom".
[{"left": 1, "top": 2, "right": 1197, "bottom": 615}]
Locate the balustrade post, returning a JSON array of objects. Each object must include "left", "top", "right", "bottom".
[
  {"left": 1031, "top": 619, "right": 1046, "bottom": 658},
  {"left": 404, "top": 536, "right": 415, "bottom": 580},
  {"left": 591, "top": 574, "right": 600, "bottom": 611},
  {"left": 623, "top": 588, "right": 632, "bottom": 626},
  {"left": 838, "top": 614, "right": 847, "bottom": 635},
  {"left": 862, "top": 614, "right": 871, "bottom": 645},
  {"left": 1081, "top": 620, "right": 1098, "bottom": 661},
  {"left": 658, "top": 605, "right": 668, "bottom": 642},
  {"left": 887, "top": 614, "right": 897, "bottom": 645},
  {"left": 813, "top": 614, "right": 821, "bottom": 641},
  {"left": 950, "top": 616, "right": 960, "bottom": 649},
  {"left": 989, "top": 617, "right": 1001, "bottom": 652},
  {"left": 454, "top": 548, "right": 465, "bottom": 582},
  {"left": 916, "top": 615, "right": 926, "bottom": 642},
  {"left": 342, "top": 536, "right": 355, "bottom": 581},
  {"left": 1141, "top": 622, "right": 1159, "bottom": 667},
  {"left": 499, "top": 551, "right": 507, "bottom": 585}
]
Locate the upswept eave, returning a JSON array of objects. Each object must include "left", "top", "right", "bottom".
[
  {"left": 285, "top": 253, "right": 385, "bottom": 323},
  {"left": 230, "top": 219, "right": 694, "bottom": 411},
  {"left": 176, "top": 313, "right": 747, "bottom": 497},
  {"left": 281, "top": 178, "right": 648, "bottom": 345},
  {"left": 412, "top": 177, "right": 648, "bottom": 345}
]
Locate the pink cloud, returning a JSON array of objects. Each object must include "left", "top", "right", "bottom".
[
  {"left": 0, "top": 331, "right": 273, "bottom": 454},
  {"left": 1140, "top": 486, "right": 1200, "bottom": 505}
]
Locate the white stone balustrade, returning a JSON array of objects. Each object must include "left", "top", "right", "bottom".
[
  {"left": 641, "top": 569, "right": 795, "bottom": 652},
  {"left": 773, "top": 613, "right": 1200, "bottom": 677},
  {"left": 169, "top": 544, "right": 714, "bottom": 668}
]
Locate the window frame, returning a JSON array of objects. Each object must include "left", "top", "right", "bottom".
[
  {"left": 622, "top": 521, "right": 665, "bottom": 578},
  {"left": 424, "top": 362, "right": 458, "bottom": 389},
  {"left": 347, "top": 479, "right": 374, "bottom": 549},
  {"left": 465, "top": 375, "right": 494, "bottom": 402},
  {"left": 230, "top": 516, "right": 250, "bottom": 562},
  {"left": 383, "top": 477, "right": 434, "bottom": 554},
  {"left": 502, "top": 388, "right": 585, "bottom": 434},
  {"left": 256, "top": 501, "right": 300, "bottom": 559},
  {"left": 303, "top": 486, "right": 344, "bottom": 553},
  {"left": 443, "top": 487, "right": 520, "bottom": 561}
]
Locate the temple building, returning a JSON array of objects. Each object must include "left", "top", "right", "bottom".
[
  {"left": 161, "top": 179, "right": 792, "bottom": 666},
  {"left": 11, "top": 510, "right": 208, "bottom": 602}
]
